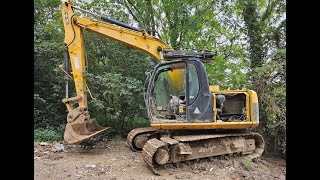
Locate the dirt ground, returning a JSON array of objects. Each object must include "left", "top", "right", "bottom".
[{"left": 34, "top": 138, "right": 286, "bottom": 180}]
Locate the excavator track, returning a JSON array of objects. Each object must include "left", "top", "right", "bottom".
[
  {"left": 127, "top": 127, "right": 157, "bottom": 151},
  {"left": 142, "top": 132, "right": 264, "bottom": 174},
  {"left": 141, "top": 138, "right": 168, "bottom": 175}
]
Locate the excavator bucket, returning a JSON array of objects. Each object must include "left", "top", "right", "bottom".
[{"left": 64, "top": 107, "right": 109, "bottom": 144}]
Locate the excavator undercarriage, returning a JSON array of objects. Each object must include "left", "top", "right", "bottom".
[{"left": 127, "top": 129, "right": 264, "bottom": 174}]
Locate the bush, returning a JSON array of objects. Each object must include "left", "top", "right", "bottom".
[
  {"left": 125, "top": 116, "right": 150, "bottom": 131},
  {"left": 34, "top": 127, "right": 64, "bottom": 142},
  {"left": 254, "top": 51, "right": 286, "bottom": 156}
]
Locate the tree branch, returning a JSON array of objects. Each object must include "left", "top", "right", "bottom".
[
  {"left": 126, "top": 0, "right": 142, "bottom": 16},
  {"left": 123, "top": 0, "right": 140, "bottom": 23},
  {"left": 148, "top": 0, "right": 156, "bottom": 36}
]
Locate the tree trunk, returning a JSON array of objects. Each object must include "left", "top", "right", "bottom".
[
  {"left": 147, "top": 0, "right": 156, "bottom": 36},
  {"left": 242, "top": 0, "right": 267, "bottom": 154}
]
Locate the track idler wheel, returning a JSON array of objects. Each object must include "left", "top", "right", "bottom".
[{"left": 155, "top": 147, "right": 170, "bottom": 165}]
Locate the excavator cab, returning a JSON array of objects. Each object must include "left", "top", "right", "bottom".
[{"left": 146, "top": 58, "right": 213, "bottom": 123}]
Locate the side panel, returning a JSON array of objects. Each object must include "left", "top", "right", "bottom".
[{"left": 247, "top": 90, "right": 259, "bottom": 127}]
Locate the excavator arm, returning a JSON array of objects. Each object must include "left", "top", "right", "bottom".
[{"left": 61, "top": 0, "right": 173, "bottom": 144}]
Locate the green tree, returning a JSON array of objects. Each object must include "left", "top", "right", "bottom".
[
  {"left": 236, "top": 0, "right": 286, "bottom": 155},
  {"left": 34, "top": 0, "right": 65, "bottom": 129}
]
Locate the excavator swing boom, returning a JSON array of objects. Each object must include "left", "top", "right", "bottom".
[{"left": 61, "top": 0, "right": 176, "bottom": 144}]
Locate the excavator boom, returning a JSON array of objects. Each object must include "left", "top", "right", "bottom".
[{"left": 61, "top": 0, "right": 173, "bottom": 144}]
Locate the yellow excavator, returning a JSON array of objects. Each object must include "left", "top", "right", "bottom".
[{"left": 61, "top": 0, "right": 264, "bottom": 173}]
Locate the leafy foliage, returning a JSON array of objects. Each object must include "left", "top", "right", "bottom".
[
  {"left": 34, "top": 0, "right": 66, "bottom": 131},
  {"left": 86, "top": 72, "right": 149, "bottom": 135},
  {"left": 255, "top": 49, "right": 286, "bottom": 155},
  {"left": 34, "top": 127, "right": 64, "bottom": 142}
]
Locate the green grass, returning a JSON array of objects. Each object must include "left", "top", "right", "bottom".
[{"left": 243, "top": 160, "right": 252, "bottom": 171}]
